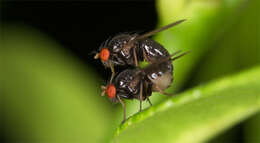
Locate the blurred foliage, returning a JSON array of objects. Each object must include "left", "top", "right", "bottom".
[
  {"left": 155, "top": 0, "right": 260, "bottom": 94},
  {"left": 126, "top": 0, "right": 260, "bottom": 129},
  {"left": 244, "top": 112, "right": 260, "bottom": 143},
  {"left": 2, "top": 25, "right": 118, "bottom": 143},
  {"left": 155, "top": 0, "right": 246, "bottom": 90},
  {"left": 190, "top": 0, "right": 260, "bottom": 85},
  {"left": 2, "top": 0, "right": 260, "bottom": 142}
]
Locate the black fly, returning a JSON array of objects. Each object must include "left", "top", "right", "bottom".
[
  {"left": 101, "top": 51, "right": 189, "bottom": 123},
  {"left": 94, "top": 19, "right": 186, "bottom": 82}
]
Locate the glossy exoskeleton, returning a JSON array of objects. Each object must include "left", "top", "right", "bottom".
[
  {"left": 94, "top": 19, "right": 185, "bottom": 81},
  {"left": 101, "top": 51, "right": 189, "bottom": 123}
]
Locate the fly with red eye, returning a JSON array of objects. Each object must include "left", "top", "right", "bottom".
[
  {"left": 101, "top": 51, "right": 189, "bottom": 123},
  {"left": 94, "top": 19, "right": 186, "bottom": 82}
]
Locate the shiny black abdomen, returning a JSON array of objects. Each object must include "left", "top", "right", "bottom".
[
  {"left": 143, "top": 60, "right": 174, "bottom": 91},
  {"left": 113, "top": 68, "right": 152, "bottom": 100},
  {"left": 144, "top": 60, "right": 173, "bottom": 76},
  {"left": 113, "top": 69, "right": 140, "bottom": 99},
  {"left": 106, "top": 34, "right": 170, "bottom": 67},
  {"left": 139, "top": 39, "right": 170, "bottom": 63}
]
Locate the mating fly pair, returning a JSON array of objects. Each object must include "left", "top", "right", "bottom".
[{"left": 94, "top": 19, "right": 188, "bottom": 123}]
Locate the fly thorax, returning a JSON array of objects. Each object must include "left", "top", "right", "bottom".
[{"left": 120, "top": 47, "right": 131, "bottom": 58}]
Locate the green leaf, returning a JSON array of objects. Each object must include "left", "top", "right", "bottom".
[
  {"left": 154, "top": 0, "right": 247, "bottom": 91},
  {"left": 190, "top": 0, "right": 260, "bottom": 86},
  {"left": 113, "top": 66, "right": 260, "bottom": 143},
  {"left": 2, "top": 24, "right": 118, "bottom": 143},
  {"left": 126, "top": 0, "right": 249, "bottom": 119}
]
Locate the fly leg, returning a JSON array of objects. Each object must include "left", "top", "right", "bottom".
[
  {"left": 142, "top": 48, "right": 150, "bottom": 62},
  {"left": 133, "top": 47, "right": 139, "bottom": 67},
  {"left": 144, "top": 81, "right": 152, "bottom": 107},
  {"left": 125, "top": 35, "right": 139, "bottom": 67},
  {"left": 101, "top": 85, "right": 106, "bottom": 96},
  {"left": 147, "top": 97, "right": 153, "bottom": 106},
  {"left": 117, "top": 96, "right": 126, "bottom": 123},
  {"left": 147, "top": 97, "right": 152, "bottom": 107},
  {"left": 139, "top": 82, "right": 143, "bottom": 112},
  {"left": 109, "top": 61, "right": 115, "bottom": 83}
]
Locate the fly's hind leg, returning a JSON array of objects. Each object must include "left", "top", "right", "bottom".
[
  {"left": 117, "top": 96, "right": 126, "bottom": 123},
  {"left": 147, "top": 97, "right": 152, "bottom": 107},
  {"left": 139, "top": 81, "right": 143, "bottom": 112}
]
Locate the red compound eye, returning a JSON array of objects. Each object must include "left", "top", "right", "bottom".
[
  {"left": 106, "top": 84, "right": 116, "bottom": 99},
  {"left": 100, "top": 48, "right": 110, "bottom": 62}
]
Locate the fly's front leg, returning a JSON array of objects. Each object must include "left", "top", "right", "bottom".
[
  {"left": 117, "top": 96, "right": 126, "bottom": 123},
  {"left": 101, "top": 85, "right": 106, "bottom": 96},
  {"left": 109, "top": 61, "right": 115, "bottom": 83}
]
